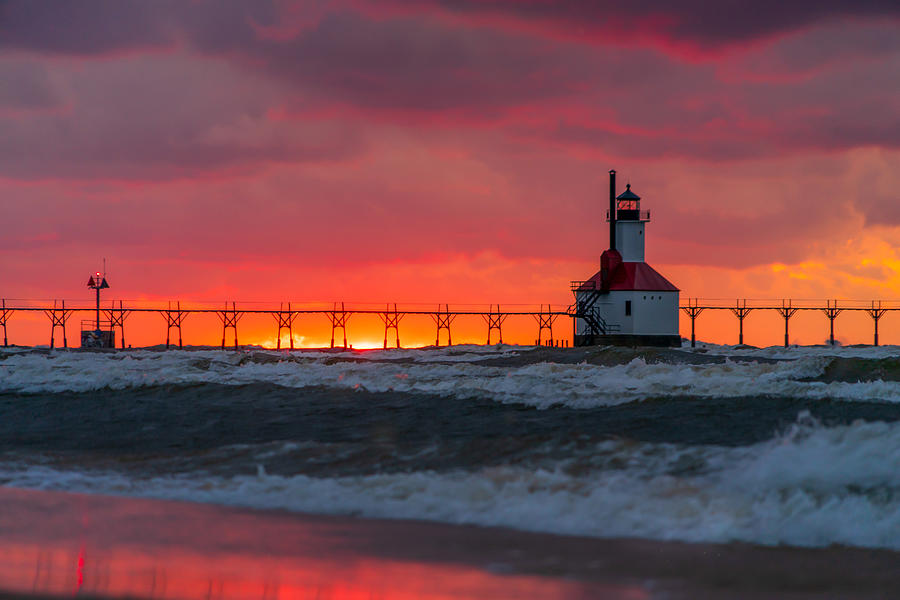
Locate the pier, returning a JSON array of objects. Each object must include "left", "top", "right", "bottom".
[
  {"left": 0, "top": 300, "right": 571, "bottom": 350},
  {"left": 679, "top": 298, "right": 897, "bottom": 348},
  {"left": 0, "top": 298, "right": 898, "bottom": 349}
]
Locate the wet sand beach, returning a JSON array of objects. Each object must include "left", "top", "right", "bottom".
[{"left": 0, "top": 487, "right": 898, "bottom": 600}]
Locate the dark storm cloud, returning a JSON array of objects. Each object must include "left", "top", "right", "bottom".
[
  {"left": 0, "top": 0, "right": 177, "bottom": 55},
  {"left": 418, "top": 0, "right": 900, "bottom": 49},
  {"left": 220, "top": 13, "right": 589, "bottom": 114},
  {"left": 0, "top": 0, "right": 896, "bottom": 181},
  {"left": 0, "top": 0, "right": 293, "bottom": 56},
  {"left": 6, "top": 0, "right": 897, "bottom": 60}
]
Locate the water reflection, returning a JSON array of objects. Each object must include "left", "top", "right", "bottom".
[{"left": 0, "top": 488, "right": 643, "bottom": 600}]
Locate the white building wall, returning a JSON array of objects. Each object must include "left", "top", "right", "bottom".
[
  {"left": 615, "top": 221, "right": 645, "bottom": 262},
  {"left": 575, "top": 289, "right": 679, "bottom": 336},
  {"left": 632, "top": 290, "right": 679, "bottom": 335}
]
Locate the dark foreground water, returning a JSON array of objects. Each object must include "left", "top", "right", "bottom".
[{"left": 2, "top": 343, "right": 900, "bottom": 550}]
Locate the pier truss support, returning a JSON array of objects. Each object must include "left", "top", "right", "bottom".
[
  {"left": 328, "top": 302, "right": 351, "bottom": 349},
  {"left": 432, "top": 304, "right": 456, "bottom": 347},
  {"left": 217, "top": 302, "right": 243, "bottom": 350},
  {"left": 730, "top": 300, "right": 753, "bottom": 346},
  {"left": 272, "top": 303, "right": 298, "bottom": 350},
  {"left": 160, "top": 301, "right": 189, "bottom": 350},
  {"left": 534, "top": 304, "right": 558, "bottom": 346},
  {"left": 483, "top": 304, "right": 507, "bottom": 345},
  {"left": 777, "top": 300, "right": 799, "bottom": 348},
  {"left": 822, "top": 300, "right": 843, "bottom": 346},
  {"left": 102, "top": 300, "right": 130, "bottom": 349},
  {"left": 0, "top": 299, "right": 11, "bottom": 347},
  {"left": 680, "top": 299, "right": 705, "bottom": 348},
  {"left": 867, "top": 301, "right": 888, "bottom": 346},
  {"left": 379, "top": 304, "right": 403, "bottom": 349},
  {"left": 44, "top": 300, "right": 73, "bottom": 349}
]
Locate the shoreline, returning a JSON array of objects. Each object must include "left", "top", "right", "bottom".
[{"left": 0, "top": 487, "right": 898, "bottom": 599}]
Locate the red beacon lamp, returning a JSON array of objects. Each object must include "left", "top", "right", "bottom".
[{"left": 82, "top": 267, "right": 113, "bottom": 348}]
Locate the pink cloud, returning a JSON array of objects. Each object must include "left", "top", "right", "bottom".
[{"left": 0, "top": 0, "right": 897, "bottom": 306}]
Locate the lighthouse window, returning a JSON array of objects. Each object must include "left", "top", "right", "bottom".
[{"left": 625, "top": 300, "right": 632, "bottom": 316}]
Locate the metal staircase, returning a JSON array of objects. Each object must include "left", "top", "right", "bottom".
[{"left": 569, "top": 281, "right": 619, "bottom": 344}]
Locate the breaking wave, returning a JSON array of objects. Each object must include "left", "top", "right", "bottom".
[
  {"left": 3, "top": 414, "right": 900, "bottom": 549},
  {"left": 4, "top": 347, "right": 900, "bottom": 406}
]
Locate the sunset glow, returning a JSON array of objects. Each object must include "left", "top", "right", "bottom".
[{"left": 2, "top": 1, "right": 899, "bottom": 347}]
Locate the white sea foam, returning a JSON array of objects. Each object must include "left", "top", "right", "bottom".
[
  {"left": 685, "top": 341, "right": 900, "bottom": 360},
  {"left": 4, "top": 415, "right": 900, "bottom": 550},
  {"left": 2, "top": 346, "right": 900, "bottom": 405}
]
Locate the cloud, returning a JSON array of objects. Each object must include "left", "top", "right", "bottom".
[
  {"left": 2, "top": 1, "right": 896, "bottom": 170},
  {"left": 0, "top": 61, "right": 61, "bottom": 113},
  {"left": 0, "top": 0, "right": 178, "bottom": 55},
  {"left": 391, "top": 0, "right": 900, "bottom": 54},
  {"left": 0, "top": 53, "right": 365, "bottom": 180},
  {"left": 0, "top": 0, "right": 898, "bottom": 287}
]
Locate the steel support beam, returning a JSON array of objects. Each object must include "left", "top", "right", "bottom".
[
  {"left": 432, "top": 304, "right": 455, "bottom": 347},
  {"left": 0, "top": 299, "right": 11, "bottom": 347},
  {"left": 217, "top": 302, "right": 243, "bottom": 350},
  {"left": 102, "top": 300, "right": 130, "bottom": 349},
  {"left": 729, "top": 300, "right": 753, "bottom": 346},
  {"left": 328, "top": 302, "right": 351, "bottom": 349},
  {"left": 159, "top": 301, "right": 189, "bottom": 350},
  {"left": 43, "top": 300, "right": 72, "bottom": 349},
  {"left": 776, "top": 300, "right": 799, "bottom": 348},
  {"left": 822, "top": 300, "right": 843, "bottom": 346},
  {"left": 867, "top": 301, "right": 888, "bottom": 347},
  {"left": 483, "top": 304, "right": 507, "bottom": 345},
  {"left": 534, "top": 304, "right": 558, "bottom": 346},
  {"left": 680, "top": 299, "right": 705, "bottom": 348},
  {"left": 379, "top": 303, "right": 403, "bottom": 349},
  {"left": 273, "top": 303, "right": 298, "bottom": 350}
]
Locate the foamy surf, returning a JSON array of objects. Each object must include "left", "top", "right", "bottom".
[
  {"left": 2, "top": 346, "right": 900, "bottom": 405},
  {"left": 4, "top": 344, "right": 900, "bottom": 553},
  {"left": 2, "top": 414, "right": 900, "bottom": 550}
]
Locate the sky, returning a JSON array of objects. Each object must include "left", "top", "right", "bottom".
[{"left": 2, "top": 0, "right": 899, "bottom": 347}]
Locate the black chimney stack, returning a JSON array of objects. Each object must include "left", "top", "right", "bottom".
[{"left": 609, "top": 169, "right": 616, "bottom": 251}]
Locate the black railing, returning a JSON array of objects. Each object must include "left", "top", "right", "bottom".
[
  {"left": 80, "top": 319, "right": 113, "bottom": 331},
  {"left": 606, "top": 209, "right": 650, "bottom": 222},
  {"left": 570, "top": 280, "right": 596, "bottom": 292}
]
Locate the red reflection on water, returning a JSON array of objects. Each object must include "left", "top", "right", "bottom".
[
  {"left": 74, "top": 546, "right": 84, "bottom": 592},
  {"left": 0, "top": 540, "right": 644, "bottom": 599},
  {"left": 0, "top": 488, "right": 646, "bottom": 600}
]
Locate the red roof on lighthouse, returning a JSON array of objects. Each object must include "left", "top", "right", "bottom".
[{"left": 580, "top": 262, "right": 679, "bottom": 292}]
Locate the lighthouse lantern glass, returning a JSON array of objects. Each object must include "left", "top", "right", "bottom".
[{"left": 617, "top": 198, "right": 639, "bottom": 211}]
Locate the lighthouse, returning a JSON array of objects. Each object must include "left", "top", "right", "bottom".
[{"left": 571, "top": 170, "right": 680, "bottom": 347}]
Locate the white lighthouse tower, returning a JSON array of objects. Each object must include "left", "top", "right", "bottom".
[{"left": 571, "top": 170, "right": 680, "bottom": 346}]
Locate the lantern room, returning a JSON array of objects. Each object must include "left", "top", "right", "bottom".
[
  {"left": 615, "top": 184, "right": 646, "bottom": 221},
  {"left": 608, "top": 183, "right": 650, "bottom": 262}
]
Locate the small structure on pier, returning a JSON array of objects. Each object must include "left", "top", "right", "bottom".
[
  {"left": 571, "top": 170, "right": 680, "bottom": 347},
  {"left": 81, "top": 268, "right": 115, "bottom": 348}
]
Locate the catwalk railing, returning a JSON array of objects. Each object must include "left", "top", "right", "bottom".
[
  {"left": 0, "top": 300, "right": 566, "bottom": 349},
  {"left": 2, "top": 298, "right": 899, "bottom": 349},
  {"left": 680, "top": 298, "right": 898, "bottom": 348}
]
